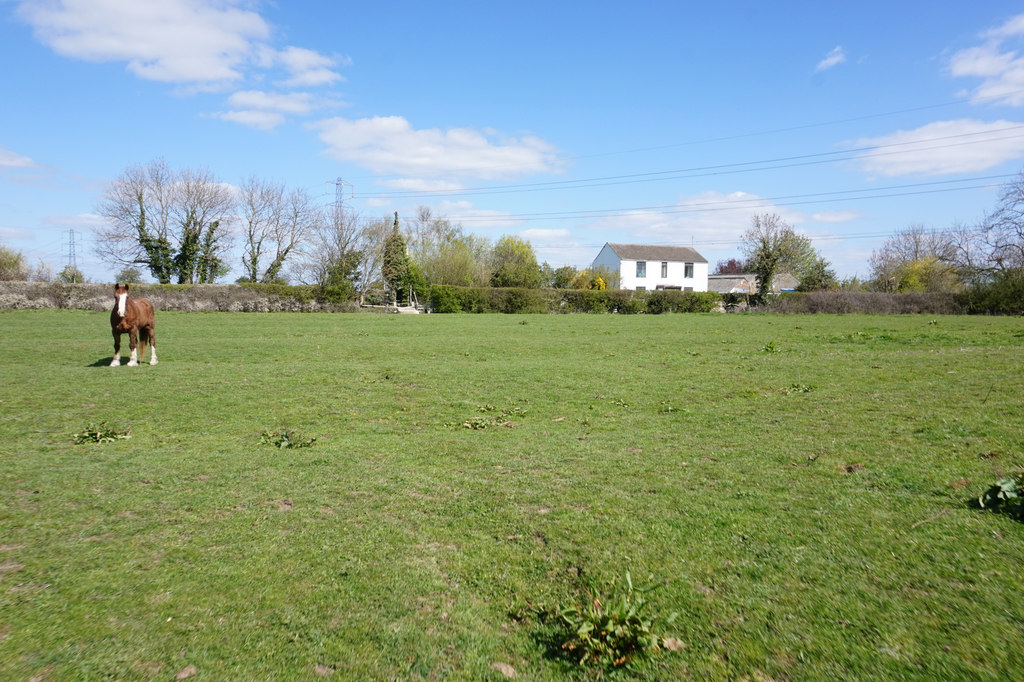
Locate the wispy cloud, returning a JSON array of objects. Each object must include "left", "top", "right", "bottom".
[
  {"left": 212, "top": 90, "right": 344, "bottom": 130},
  {"left": 0, "top": 147, "right": 35, "bottom": 168},
  {"left": 311, "top": 116, "right": 563, "bottom": 181},
  {"left": 851, "top": 119, "right": 1024, "bottom": 176},
  {"left": 274, "top": 46, "right": 347, "bottom": 87},
  {"left": 949, "top": 13, "right": 1024, "bottom": 106},
  {"left": 815, "top": 46, "right": 846, "bottom": 73}
]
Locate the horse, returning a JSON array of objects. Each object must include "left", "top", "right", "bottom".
[{"left": 110, "top": 283, "right": 158, "bottom": 367}]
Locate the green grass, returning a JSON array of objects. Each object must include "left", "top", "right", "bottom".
[{"left": 1, "top": 310, "right": 1023, "bottom": 680}]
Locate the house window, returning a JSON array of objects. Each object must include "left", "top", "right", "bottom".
[
  {"left": 684, "top": 262, "right": 694, "bottom": 278},
  {"left": 661, "top": 261, "right": 668, "bottom": 278},
  {"left": 636, "top": 261, "right": 646, "bottom": 278},
  {"left": 684, "top": 286, "right": 693, "bottom": 292}
]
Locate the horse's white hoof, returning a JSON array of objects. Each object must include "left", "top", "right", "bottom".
[
  {"left": 127, "top": 360, "right": 138, "bottom": 367},
  {"left": 149, "top": 359, "right": 158, "bottom": 366},
  {"left": 110, "top": 359, "right": 120, "bottom": 367}
]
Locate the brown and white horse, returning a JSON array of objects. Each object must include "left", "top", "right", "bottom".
[{"left": 110, "top": 283, "right": 158, "bottom": 367}]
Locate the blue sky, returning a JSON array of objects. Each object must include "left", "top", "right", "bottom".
[{"left": 3, "top": 1, "right": 1024, "bottom": 282}]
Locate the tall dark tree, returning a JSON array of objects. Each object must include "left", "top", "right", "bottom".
[{"left": 382, "top": 212, "right": 411, "bottom": 304}]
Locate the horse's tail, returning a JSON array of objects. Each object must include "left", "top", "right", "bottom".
[{"left": 138, "top": 328, "right": 149, "bottom": 362}]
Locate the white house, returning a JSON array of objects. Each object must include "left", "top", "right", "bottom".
[{"left": 592, "top": 243, "right": 709, "bottom": 291}]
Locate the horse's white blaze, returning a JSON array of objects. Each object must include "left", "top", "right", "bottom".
[{"left": 116, "top": 293, "right": 127, "bottom": 317}]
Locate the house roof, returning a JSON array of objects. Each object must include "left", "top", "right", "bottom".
[{"left": 605, "top": 243, "right": 707, "bottom": 263}]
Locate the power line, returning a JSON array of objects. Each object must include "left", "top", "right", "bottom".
[
  {"left": 357, "top": 125, "right": 1024, "bottom": 201},
  {"left": 444, "top": 174, "right": 1010, "bottom": 224},
  {"left": 338, "top": 90, "right": 1024, "bottom": 185}
]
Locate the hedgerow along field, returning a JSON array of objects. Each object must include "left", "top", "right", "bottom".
[{"left": 1, "top": 310, "right": 1022, "bottom": 680}]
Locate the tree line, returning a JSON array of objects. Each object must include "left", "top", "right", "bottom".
[{"left": 2, "top": 159, "right": 1023, "bottom": 310}]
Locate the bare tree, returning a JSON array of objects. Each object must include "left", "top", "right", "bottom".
[
  {"left": 237, "top": 178, "right": 315, "bottom": 284},
  {"left": 292, "top": 204, "right": 391, "bottom": 303},
  {"left": 976, "top": 174, "right": 1024, "bottom": 273},
  {"left": 95, "top": 159, "right": 176, "bottom": 282},
  {"left": 238, "top": 175, "right": 283, "bottom": 282},
  {"left": 407, "top": 205, "right": 491, "bottom": 287},
  {"left": 94, "top": 160, "right": 234, "bottom": 283},
  {"left": 869, "top": 224, "right": 957, "bottom": 292},
  {"left": 171, "top": 167, "right": 234, "bottom": 284}
]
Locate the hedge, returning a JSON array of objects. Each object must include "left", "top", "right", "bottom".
[{"left": 428, "top": 285, "right": 723, "bottom": 314}]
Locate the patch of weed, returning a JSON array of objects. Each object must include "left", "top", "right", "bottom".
[
  {"left": 258, "top": 429, "right": 317, "bottom": 449},
  {"left": 73, "top": 421, "right": 131, "bottom": 444}
]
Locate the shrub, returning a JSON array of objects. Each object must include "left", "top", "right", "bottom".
[
  {"left": 565, "top": 289, "right": 610, "bottom": 313},
  {"left": 614, "top": 292, "right": 645, "bottom": 314},
  {"left": 429, "top": 285, "right": 462, "bottom": 313},
  {"left": 491, "top": 287, "right": 548, "bottom": 314},
  {"left": 454, "top": 287, "right": 489, "bottom": 313},
  {"left": 646, "top": 290, "right": 721, "bottom": 314},
  {"left": 960, "top": 270, "right": 1024, "bottom": 315}
]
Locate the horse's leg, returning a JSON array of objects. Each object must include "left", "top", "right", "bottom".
[
  {"left": 148, "top": 324, "right": 158, "bottom": 365},
  {"left": 127, "top": 328, "right": 139, "bottom": 366},
  {"left": 110, "top": 329, "right": 121, "bottom": 366}
]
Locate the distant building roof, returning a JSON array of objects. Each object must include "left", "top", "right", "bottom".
[
  {"left": 707, "top": 274, "right": 754, "bottom": 294},
  {"left": 707, "top": 272, "right": 800, "bottom": 294},
  {"left": 605, "top": 243, "right": 707, "bottom": 263}
]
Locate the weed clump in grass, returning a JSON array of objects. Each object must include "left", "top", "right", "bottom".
[
  {"left": 258, "top": 429, "right": 317, "bottom": 449},
  {"left": 73, "top": 421, "right": 131, "bottom": 444},
  {"left": 975, "top": 471, "right": 1024, "bottom": 521},
  {"left": 530, "top": 571, "right": 682, "bottom": 672}
]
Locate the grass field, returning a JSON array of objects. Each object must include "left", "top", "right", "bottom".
[{"left": 1, "top": 309, "right": 1023, "bottom": 680}]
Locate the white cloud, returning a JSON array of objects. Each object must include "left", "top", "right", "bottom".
[
  {"left": 215, "top": 109, "right": 286, "bottom": 131},
  {"left": 274, "top": 46, "right": 345, "bottom": 87},
  {"left": 16, "top": 0, "right": 271, "bottom": 85},
  {"left": 227, "top": 90, "right": 317, "bottom": 114},
  {"left": 214, "top": 90, "right": 344, "bottom": 129},
  {"left": 851, "top": 119, "right": 1024, "bottom": 176},
  {"left": 312, "top": 116, "right": 562, "bottom": 180},
  {"left": 0, "top": 147, "right": 35, "bottom": 168},
  {"left": 815, "top": 46, "right": 846, "bottom": 72},
  {"left": 949, "top": 13, "right": 1024, "bottom": 106},
  {"left": 983, "top": 13, "right": 1024, "bottom": 40}
]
